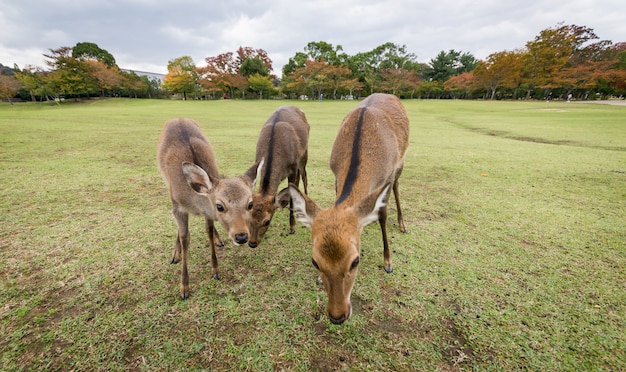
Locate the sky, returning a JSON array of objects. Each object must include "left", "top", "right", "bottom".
[{"left": 1, "top": 0, "right": 625, "bottom": 76}]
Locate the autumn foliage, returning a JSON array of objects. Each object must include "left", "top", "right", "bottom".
[{"left": 2, "top": 23, "right": 625, "bottom": 101}]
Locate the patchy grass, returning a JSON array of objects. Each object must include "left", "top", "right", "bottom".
[{"left": 1, "top": 98, "right": 625, "bottom": 370}]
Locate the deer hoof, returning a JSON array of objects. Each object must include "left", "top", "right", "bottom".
[
  {"left": 171, "top": 257, "right": 180, "bottom": 264},
  {"left": 216, "top": 241, "right": 225, "bottom": 248},
  {"left": 384, "top": 264, "right": 393, "bottom": 274},
  {"left": 289, "top": 229, "right": 296, "bottom": 235},
  {"left": 180, "top": 290, "right": 189, "bottom": 300},
  {"left": 213, "top": 273, "right": 221, "bottom": 280}
]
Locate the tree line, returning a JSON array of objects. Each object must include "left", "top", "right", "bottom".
[{"left": 1, "top": 23, "right": 625, "bottom": 103}]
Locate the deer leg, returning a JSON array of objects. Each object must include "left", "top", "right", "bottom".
[
  {"left": 301, "top": 153, "right": 309, "bottom": 194},
  {"left": 379, "top": 206, "right": 393, "bottom": 273},
  {"left": 206, "top": 219, "right": 220, "bottom": 280},
  {"left": 205, "top": 218, "right": 224, "bottom": 248},
  {"left": 170, "top": 205, "right": 183, "bottom": 264},
  {"left": 393, "top": 179, "right": 407, "bottom": 233},
  {"left": 173, "top": 210, "right": 191, "bottom": 299},
  {"left": 171, "top": 233, "right": 182, "bottom": 264},
  {"left": 287, "top": 170, "right": 298, "bottom": 234}
]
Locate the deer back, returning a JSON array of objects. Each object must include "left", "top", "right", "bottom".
[
  {"left": 331, "top": 93, "right": 409, "bottom": 207},
  {"left": 254, "top": 106, "right": 309, "bottom": 194},
  {"left": 249, "top": 106, "right": 309, "bottom": 246}
]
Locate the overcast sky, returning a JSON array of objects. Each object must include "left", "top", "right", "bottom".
[{"left": 1, "top": 0, "right": 625, "bottom": 76}]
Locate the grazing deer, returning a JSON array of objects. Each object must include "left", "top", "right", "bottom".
[
  {"left": 248, "top": 106, "right": 310, "bottom": 248},
  {"left": 157, "top": 118, "right": 263, "bottom": 299},
  {"left": 279, "top": 93, "right": 409, "bottom": 324}
]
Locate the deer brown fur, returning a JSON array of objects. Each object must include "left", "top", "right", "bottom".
[
  {"left": 248, "top": 106, "right": 310, "bottom": 248},
  {"left": 157, "top": 118, "right": 263, "bottom": 299},
  {"left": 279, "top": 93, "right": 409, "bottom": 324}
]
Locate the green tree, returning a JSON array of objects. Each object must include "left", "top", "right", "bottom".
[
  {"left": 163, "top": 56, "right": 198, "bottom": 100},
  {"left": 346, "top": 43, "right": 420, "bottom": 94},
  {"left": 425, "top": 49, "right": 477, "bottom": 82},
  {"left": 283, "top": 51, "right": 308, "bottom": 76},
  {"left": 71, "top": 42, "right": 116, "bottom": 67},
  {"left": 304, "top": 41, "right": 348, "bottom": 65},
  {"left": 44, "top": 46, "right": 97, "bottom": 99},
  {"left": 248, "top": 73, "right": 273, "bottom": 99},
  {"left": 235, "top": 47, "right": 273, "bottom": 75},
  {"left": 240, "top": 57, "right": 269, "bottom": 77},
  {"left": 15, "top": 65, "right": 48, "bottom": 101}
]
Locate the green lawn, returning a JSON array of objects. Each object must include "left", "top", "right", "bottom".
[{"left": 1, "top": 98, "right": 624, "bottom": 370}]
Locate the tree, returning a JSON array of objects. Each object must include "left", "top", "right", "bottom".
[
  {"left": 44, "top": 46, "right": 98, "bottom": 99},
  {"left": 15, "top": 65, "right": 48, "bottom": 101},
  {"left": 346, "top": 43, "right": 419, "bottom": 94},
  {"left": 163, "top": 56, "right": 198, "bottom": 100},
  {"left": 0, "top": 72, "right": 20, "bottom": 103},
  {"left": 71, "top": 42, "right": 116, "bottom": 67},
  {"left": 284, "top": 59, "right": 330, "bottom": 99},
  {"left": 87, "top": 60, "right": 121, "bottom": 97},
  {"left": 304, "top": 41, "right": 348, "bottom": 65},
  {"left": 523, "top": 23, "right": 604, "bottom": 98},
  {"left": 610, "top": 43, "right": 626, "bottom": 94},
  {"left": 380, "top": 68, "right": 419, "bottom": 96},
  {"left": 240, "top": 57, "right": 269, "bottom": 77},
  {"left": 425, "top": 49, "right": 477, "bottom": 82},
  {"left": 198, "top": 47, "right": 273, "bottom": 99},
  {"left": 119, "top": 70, "right": 151, "bottom": 98},
  {"left": 473, "top": 50, "right": 525, "bottom": 99},
  {"left": 235, "top": 47, "right": 273, "bottom": 75},
  {"left": 443, "top": 72, "right": 474, "bottom": 99},
  {"left": 248, "top": 73, "right": 273, "bottom": 99},
  {"left": 198, "top": 52, "right": 238, "bottom": 98},
  {"left": 282, "top": 51, "right": 308, "bottom": 76}
]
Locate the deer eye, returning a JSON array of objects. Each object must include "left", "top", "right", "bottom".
[
  {"left": 350, "top": 256, "right": 360, "bottom": 270},
  {"left": 216, "top": 204, "right": 224, "bottom": 212},
  {"left": 264, "top": 220, "right": 271, "bottom": 227},
  {"left": 248, "top": 201, "right": 253, "bottom": 210},
  {"left": 311, "top": 258, "right": 320, "bottom": 270}
]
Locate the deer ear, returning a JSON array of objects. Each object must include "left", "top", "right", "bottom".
[
  {"left": 182, "top": 162, "right": 213, "bottom": 194},
  {"left": 244, "top": 158, "right": 264, "bottom": 189},
  {"left": 275, "top": 187, "right": 292, "bottom": 210},
  {"left": 356, "top": 183, "right": 390, "bottom": 229},
  {"left": 280, "top": 183, "right": 320, "bottom": 228}
]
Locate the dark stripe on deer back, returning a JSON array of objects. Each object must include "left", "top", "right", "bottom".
[
  {"left": 178, "top": 124, "right": 201, "bottom": 167},
  {"left": 260, "top": 117, "right": 279, "bottom": 194},
  {"left": 335, "top": 107, "right": 366, "bottom": 206}
]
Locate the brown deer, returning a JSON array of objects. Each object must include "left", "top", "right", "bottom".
[
  {"left": 157, "top": 118, "right": 263, "bottom": 299},
  {"left": 278, "top": 93, "right": 409, "bottom": 324},
  {"left": 248, "top": 106, "right": 310, "bottom": 248}
]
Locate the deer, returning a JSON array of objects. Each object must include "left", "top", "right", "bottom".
[
  {"left": 278, "top": 93, "right": 409, "bottom": 324},
  {"left": 157, "top": 118, "right": 263, "bottom": 300},
  {"left": 248, "top": 106, "right": 310, "bottom": 248}
]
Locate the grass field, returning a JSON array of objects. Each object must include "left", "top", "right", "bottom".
[{"left": 1, "top": 98, "right": 624, "bottom": 370}]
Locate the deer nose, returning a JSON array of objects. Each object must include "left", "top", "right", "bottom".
[
  {"left": 248, "top": 241, "right": 258, "bottom": 248},
  {"left": 234, "top": 233, "right": 249, "bottom": 245},
  {"left": 328, "top": 312, "right": 346, "bottom": 325}
]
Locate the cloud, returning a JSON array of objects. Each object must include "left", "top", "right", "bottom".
[{"left": 1, "top": 0, "right": 624, "bottom": 74}]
